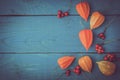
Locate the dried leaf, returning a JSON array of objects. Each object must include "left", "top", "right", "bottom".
[{"left": 97, "top": 61, "right": 116, "bottom": 76}]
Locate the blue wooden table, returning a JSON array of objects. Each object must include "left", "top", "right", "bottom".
[{"left": 0, "top": 0, "right": 120, "bottom": 80}]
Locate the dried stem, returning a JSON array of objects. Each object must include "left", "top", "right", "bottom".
[
  {"left": 101, "top": 39, "right": 120, "bottom": 45},
  {"left": 103, "top": 16, "right": 117, "bottom": 33},
  {"left": 67, "top": 0, "right": 73, "bottom": 12},
  {"left": 56, "top": 73, "right": 64, "bottom": 80},
  {"left": 80, "top": 21, "right": 87, "bottom": 29}
]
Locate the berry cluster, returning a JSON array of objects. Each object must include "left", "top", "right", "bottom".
[
  {"left": 57, "top": 10, "right": 69, "bottom": 18},
  {"left": 65, "top": 65, "right": 81, "bottom": 77},
  {"left": 97, "top": 32, "right": 105, "bottom": 40},
  {"left": 104, "top": 54, "right": 116, "bottom": 62},
  {"left": 95, "top": 44, "right": 104, "bottom": 54},
  {"left": 73, "top": 65, "right": 81, "bottom": 75}
]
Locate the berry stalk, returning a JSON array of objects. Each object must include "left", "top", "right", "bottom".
[
  {"left": 101, "top": 39, "right": 120, "bottom": 45},
  {"left": 97, "top": 17, "right": 116, "bottom": 40}
]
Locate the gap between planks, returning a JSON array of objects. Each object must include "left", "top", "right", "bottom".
[
  {"left": 0, "top": 14, "right": 120, "bottom": 17},
  {"left": 0, "top": 52, "right": 120, "bottom": 54}
]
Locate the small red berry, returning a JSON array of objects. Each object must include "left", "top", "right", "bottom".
[
  {"left": 57, "top": 14, "right": 61, "bottom": 18},
  {"left": 101, "top": 36, "right": 105, "bottom": 40},
  {"left": 109, "top": 58, "right": 113, "bottom": 62},
  {"left": 99, "top": 33, "right": 104, "bottom": 36},
  {"left": 107, "top": 53, "right": 111, "bottom": 58},
  {"left": 75, "top": 69, "right": 81, "bottom": 75},
  {"left": 58, "top": 10, "right": 62, "bottom": 15},
  {"left": 96, "top": 48, "right": 98, "bottom": 51},
  {"left": 110, "top": 56, "right": 113, "bottom": 59},
  {"left": 98, "top": 46, "right": 103, "bottom": 50},
  {"left": 97, "top": 49, "right": 102, "bottom": 53},
  {"left": 65, "top": 70, "right": 71, "bottom": 76},
  {"left": 75, "top": 65, "right": 81, "bottom": 70},
  {"left": 95, "top": 44, "right": 100, "bottom": 48},
  {"left": 104, "top": 56, "right": 108, "bottom": 61},
  {"left": 66, "top": 70, "right": 71, "bottom": 73},
  {"left": 111, "top": 54, "right": 116, "bottom": 58},
  {"left": 98, "top": 33, "right": 104, "bottom": 37},
  {"left": 61, "top": 13, "right": 65, "bottom": 17},
  {"left": 64, "top": 12, "right": 69, "bottom": 16},
  {"left": 101, "top": 49, "right": 104, "bottom": 53}
]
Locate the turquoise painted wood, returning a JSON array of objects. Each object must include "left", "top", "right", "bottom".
[
  {"left": 0, "top": 16, "right": 120, "bottom": 52},
  {"left": 0, "top": 0, "right": 120, "bottom": 15},
  {"left": 0, "top": 53, "right": 120, "bottom": 80},
  {"left": 0, "top": 0, "right": 120, "bottom": 80}
]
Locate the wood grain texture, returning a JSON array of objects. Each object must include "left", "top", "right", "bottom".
[
  {"left": 0, "top": 16, "right": 120, "bottom": 52},
  {"left": 0, "top": 53, "right": 120, "bottom": 80},
  {"left": 0, "top": 0, "right": 120, "bottom": 15},
  {"left": 0, "top": 0, "right": 120, "bottom": 80}
]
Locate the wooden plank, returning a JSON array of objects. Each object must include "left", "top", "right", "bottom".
[
  {"left": 0, "top": 16, "right": 120, "bottom": 52},
  {"left": 0, "top": 53, "right": 120, "bottom": 80},
  {"left": 0, "top": 0, "right": 120, "bottom": 15}
]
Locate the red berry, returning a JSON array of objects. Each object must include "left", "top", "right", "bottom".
[
  {"left": 75, "top": 65, "right": 81, "bottom": 70},
  {"left": 106, "top": 54, "right": 110, "bottom": 57},
  {"left": 101, "top": 49, "right": 104, "bottom": 53},
  {"left": 61, "top": 13, "right": 65, "bottom": 17},
  {"left": 95, "top": 44, "right": 100, "bottom": 48},
  {"left": 96, "top": 48, "right": 98, "bottom": 51},
  {"left": 100, "top": 33, "right": 104, "bottom": 36},
  {"left": 104, "top": 56, "right": 108, "bottom": 61},
  {"left": 64, "top": 12, "right": 69, "bottom": 16},
  {"left": 65, "top": 70, "right": 71, "bottom": 76},
  {"left": 110, "top": 55, "right": 113, "bottom": 58},
  {"left": 66, "top": 70, "right": 71, "bottom": 73},
  {"left": 75, "top": 69, "right": 81, "bottom": 75},
  {"left": 57, "top": 14, "right": 61, "bottom": 18},
  {"left": 109, "top": 58, "right": 113, "bottom": 62},
  {"left": 101, "top": 36, "right": 105, "bottom": 40},
  {"left": 98, "top": 33, "right": 104, "bottom": 37},
  {"left": 98, "top": 46, "right": 103, "bottom": 50},
  {"left": 111, "top": 54, "right": 116, "bottom": 58},
  {"left": 97, "top": 49, "right": 102, "bottom": 53},
  {"left": 58, "top": 10, "right": 62, "bottom": 15}
]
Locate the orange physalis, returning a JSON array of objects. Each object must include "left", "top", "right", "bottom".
[
  {"left": 78, "top": 56, "right": 93, "bottom": 72},
  {"left": 90, "top": 11, "right": 105, "bottom": 29},
  {"left": 79, "top": 29, "right": 93, "bottom": 51},
  {"left": 58, "top": 56, "right": 75, "bottom": 69},
  {"left": 76, "top": 1, "right": 90, "bottom": 21}
]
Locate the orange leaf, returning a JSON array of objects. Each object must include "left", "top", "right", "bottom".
[
  {"left": 76, "top": 2, "right": 90, "bottom": 21},
  {"left": 90, "top": 11, "right": 105, "bottom": 29},
  {"left": 58, "top": 56, "right": 75, "bottom": 69},
  {"left": 79, "top": 29, "right": 93, "bottom": 51}
]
